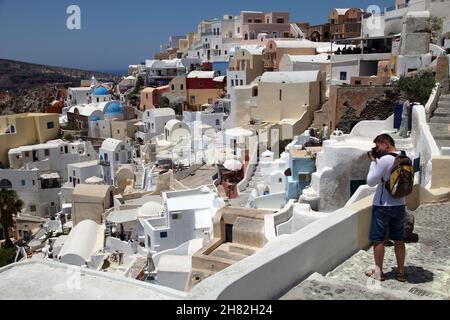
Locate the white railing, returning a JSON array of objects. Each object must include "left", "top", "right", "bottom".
[
  {"left": 411, "top": 105, "right": 441, "bottom": 187},
  {"left": 237, "top": 137, "right": 258, "bottom": 194},
  {"left": 425, "top": 82, "right": 441, "bottom": 121}
]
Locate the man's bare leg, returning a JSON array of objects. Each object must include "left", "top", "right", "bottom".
[
  {"left": 373, "top": 242, "right": 385, "bottom": 278},
  {"left": 394, "top": 240, "right": 406, "bottom": 274}
]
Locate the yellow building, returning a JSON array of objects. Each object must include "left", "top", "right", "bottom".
[
  {"left": 228, "top": 47, "right": 265, "bottom": 86},
  {"left": 0, "top": 113, "right": 60, "bottom": 166}
]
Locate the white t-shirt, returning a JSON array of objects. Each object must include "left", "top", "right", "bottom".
[{"left": 367, "top": 152, "right": 406, "bottom": 207}]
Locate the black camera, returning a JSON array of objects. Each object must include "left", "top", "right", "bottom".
[{"left": 367, "top": 147, "right": 383, "bottom": 159}]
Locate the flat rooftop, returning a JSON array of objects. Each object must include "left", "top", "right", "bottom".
[{"left": 0, "top": 260, "right": 186, "bottom": 300}]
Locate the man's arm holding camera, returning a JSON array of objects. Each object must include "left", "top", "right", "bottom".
[{"left": 367, "top": 155, "right": 389, "bottom": 187}]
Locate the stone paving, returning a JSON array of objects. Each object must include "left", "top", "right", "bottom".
[
  {"left": 280, "top": 202, "right": 450, "bottom": 300},
  {"left": 228, "top": 165, "right": 261, "bottom": 208},
  {"left": 178, "top": 165, "right": 217, "bottom": 189}
]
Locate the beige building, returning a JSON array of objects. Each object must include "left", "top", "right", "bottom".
[
  {"left": 72, "top": 184, "right": 115, "bottom": 226},
  {"left": 0, "top": 113, "right": 60, "bottom": 166},
  {"left": 164, "top": 76, "right": 188, "bottom": 104},
  {"left": 252, "top": 71, "right": 325, "bottom": 140},
  {"left": 263, "top": 40, "right": 318, "bottom": 71},
  {"left": 228, "top": 47, "right": 265, "bottom": 89},
  {"left": 187, "top": 206, "right": 274, "bottom": 290},
  {"left": 178, "top": 32, "right": 196, "bottom": 56}
]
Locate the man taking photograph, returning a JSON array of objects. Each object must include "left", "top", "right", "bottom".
[{"left": 366, "top": 134, "right": 408, "bottom": 283}]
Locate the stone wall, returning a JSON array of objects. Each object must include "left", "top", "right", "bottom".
[{"left": 329, "top": 85, "right": 399, "bottom": 133}]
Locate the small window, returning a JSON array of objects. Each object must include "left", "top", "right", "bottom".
[
  {"left": 70, "top": 177, "right": 72, "bottom": 182},
  {"left": 121, "top": 145, "right": 125, "bottom": 150},
  {"left": 117, "top": 130, "right": 120, "bottom": 134},
  {"left": 21, "top": 180, "right": 26, "bottom": 186},
  {"left": 231, "top": 80, "right": 234, "bottom": 87},
  {"left": 44, "top": 149, "right": 50, "bottom": 156},
  {"left": 160, "top": 231, "right": 168, "bottom": 238},
  {"left": 240, "top": 80, "right": 243, "bottom": 86},
  {"left": 171, "top": 84, "right": 175, "bottom": 90},
  {"left": 171, "top": 212, "right": 181, "bottom": 220},
  {"left": 279, "top": 89, "right": 282, "bottom": 101},
  {"left": 115, "top": 153, "right": 119, "bottom": 161},
  {"left": 47, "top": 122, "right": 54, "bottom": 129},
  {"left": 24, "top": 151, "right": 30, "bottom": 157},
  {"left": 340, "top": 72, "right": 347, "bottom": 81},
  {"left": 32, "top": 180, "right": 35, "bottom": 186},
  {"left": 180, "top": 84, "right": 184, "bottom": 90},
  {"left": 30, "top": 205, "right": 36, "bottom": 212}
]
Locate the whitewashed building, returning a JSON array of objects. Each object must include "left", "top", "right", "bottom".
[
  {"left": 98, "top": 138, "right": 132, "bottom": 185},
  {"left": 7, "top": 139, "right": 97, "bottom": 180},
  {"left": 139, "top": 186, "right": 226, "bottom": 253},
  {"left": 0, "top": 169, "right": 61, "bottom": 217},
  {"left": 136, "top": 108, "right": 176, "bottom": 143}
]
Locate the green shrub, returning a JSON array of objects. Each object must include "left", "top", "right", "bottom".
[
  {"left": 0, "top": 247, "right": 17, "bottom": 268},
  {"left": 395, "top": 71, "right": 436, "bottom": 106}
]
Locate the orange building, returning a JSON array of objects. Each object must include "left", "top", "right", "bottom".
[
  {"left": 329, "top": 8, "right": 364, "bottom": 41},
  {"left": 139, "top": 86, "right": 170, "bottom": 110}
]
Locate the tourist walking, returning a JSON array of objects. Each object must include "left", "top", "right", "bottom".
[{"left": 398, "top": 100, "right": 411, "bottom": 138}]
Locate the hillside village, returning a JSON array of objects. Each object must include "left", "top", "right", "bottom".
[{"left": 1, "top": 0, "right": 450, "bottom": 300}]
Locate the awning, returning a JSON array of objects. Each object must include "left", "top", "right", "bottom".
[{"left": 334, "top": 33, "right": 401, "bottom": 43}]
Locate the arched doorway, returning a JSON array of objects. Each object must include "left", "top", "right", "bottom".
[
  {"left": 0, "top": 179, "right": 12, "bottom": 189},
  {"left": 311, "top": 31, "right": 321, "bottom": 42}
]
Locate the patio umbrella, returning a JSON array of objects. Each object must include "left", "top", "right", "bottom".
[{"left": 223, "top": 159, "right": 243, "bottom": 172}]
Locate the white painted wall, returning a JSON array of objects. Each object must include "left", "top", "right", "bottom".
[
  {"left": 189, "top": 206, "right": 361, "bottom": 300},
  {"left": 396, "top": 53, "right": 432, "bottom": 76},
  {"left": 0, "top": 170, "right": 61, "bottom": 217}
]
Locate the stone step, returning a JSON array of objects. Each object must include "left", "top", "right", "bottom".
[
  {"left": 280, "top": 273, "right": 410, "bottom": 300},
  {"left": 430, "top": 116, "right": 450, "bottom": 124},
  {"left": 436, "top": 139, "right": 450, "bottom": 148},
  {"left": 430, "top": 122, "right": 450, "bottom": 132},
  {"left": 433, "top": 108, "right": 450, "bottom": 117},
  {"left": 430, "top": 128, "right": 450, "bottom": 140},
  {"left": 438, "top": 99, "right": 450, "bottom": 108},
  {"left": 439, "top": 95, "right": 450, "bottom": 102}
]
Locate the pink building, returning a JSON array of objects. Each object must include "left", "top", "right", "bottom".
[{"left": 240, "top": 11, "right": 292, "bottom": 41}]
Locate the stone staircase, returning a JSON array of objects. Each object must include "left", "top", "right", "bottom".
[
  {"left": 280, "top": 202, "right": 450, "bottom": 300},
  {"left": 229, "top": 163, "right": 262, "bottom": 208},
  {"left": 430, "top": 94, "right": 450, "bottom": 150}
]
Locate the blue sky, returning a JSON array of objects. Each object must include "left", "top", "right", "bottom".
[{"left": 0, "top": 0, "right": 392, "bottom": 72}]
